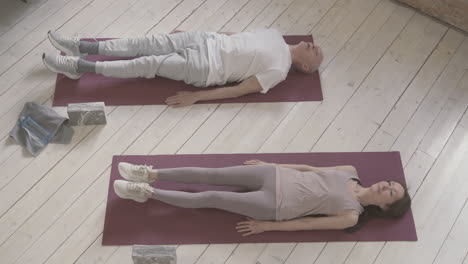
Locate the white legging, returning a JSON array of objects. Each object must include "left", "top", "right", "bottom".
[
  {"left": 151, "top": 165, "right": 277, "bottom": 220},
  {"left": 93, "top": 32, "right": 215, "bottom": 87}
]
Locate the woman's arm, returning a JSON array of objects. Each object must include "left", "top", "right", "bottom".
[
  {"left": 243, "top": 160, "right": 357, "bottom": 173},
  {"left": 236, "top": 211, "right": 359, "bottom": 236},
  {"left": 264, "top": 211, "right": 358, "bottom": 231}
]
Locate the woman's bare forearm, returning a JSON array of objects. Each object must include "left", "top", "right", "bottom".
[
  {"left": 263, "top": 215, "right": 356, "bottom": 231},
  {"left": 272, "top": 164, "right": 356, "bottom": 173}
]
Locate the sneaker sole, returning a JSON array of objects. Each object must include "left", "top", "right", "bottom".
[
  {"left": 48, "top": 30, "right": 80, "bottom": 57},
  {"left": 42, "top": 53, "right": 82, "bottom": 80},
  {"left": 113, "top": 183, "right": 148, "bottom": 203}
]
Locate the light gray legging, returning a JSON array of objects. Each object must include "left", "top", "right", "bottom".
[
  {"left": 151, "top": 165, "right": 277, "bottom": 220},
  {"left": 93, "top": 31, "right": 214, "bottom": 87}
]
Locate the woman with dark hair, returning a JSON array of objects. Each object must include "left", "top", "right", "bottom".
[{"left": 114, "top": 160, "right": 411, "bottom": 236}]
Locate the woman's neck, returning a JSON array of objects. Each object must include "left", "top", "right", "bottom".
[{"left": 353, "top": 183, "right": 373, "bottom": 206}]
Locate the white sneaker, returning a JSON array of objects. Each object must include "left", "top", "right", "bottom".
[
  {"left": 42, "top": 53, "right": 82, "bottom": 79},
  {"left": 113, "top": 180, "right": 152, "bottom": 203},
  {"left": 48, "top": 30, "right": 82, "bottom": 56},
  {"left": 118, "top": 162, "right": 155, "bottom": 183}
]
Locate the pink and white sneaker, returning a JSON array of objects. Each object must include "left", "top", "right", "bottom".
[
  {"left": 113, "top": 180, "right": 152, "bottom": 203},
  {"left": 118, "top": 162, "right": 155, "bottom": 183}
]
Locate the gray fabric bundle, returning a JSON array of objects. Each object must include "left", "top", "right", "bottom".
[{"left": 10, "top": 102, "right": 74, "bottom": 156}]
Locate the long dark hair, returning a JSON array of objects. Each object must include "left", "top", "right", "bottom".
[{"left": 345, "top": 181, "right": 411, "bottom": 233}]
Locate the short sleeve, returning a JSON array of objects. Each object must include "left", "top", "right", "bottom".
[
  {"left": 255, "top": 69, "right": 287, "bottom": 93},
  {"left": 329, "top": 194, "right": 364, "bottom": 215},
  {"left": 342, "top": 197, "right": 364, "bottom": 214}
]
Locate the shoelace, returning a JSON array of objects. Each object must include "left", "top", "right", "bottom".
[
  {"left": 126, "top": 182, "right": 145, "bottom": 194},
  {"left": 132, "top": 164, "right": 153, "bottom": 177},
  {"left": 57, "top": 56, "right": 77, "bottom": 70},
  {"left": 70, "top": 35, "right": 81, "bottom": 43}
]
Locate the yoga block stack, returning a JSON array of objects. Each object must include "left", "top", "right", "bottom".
[
  {"left": 132, "top": 245, "right": 177, "bottom": 264},
  {"left": 67, "top": 102, "right": 107, "bottom": 126}
]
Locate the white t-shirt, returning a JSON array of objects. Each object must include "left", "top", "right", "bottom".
[{"left": 206, "top": 29, "right": 291, "bottom": 93}]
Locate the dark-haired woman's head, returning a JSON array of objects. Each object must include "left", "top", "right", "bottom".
[
  {"left": 367, "top": 181, "right": 409, "bottom": 212},
  {"left": 346, "top": 181, "right": 411, "bottom": 232}
]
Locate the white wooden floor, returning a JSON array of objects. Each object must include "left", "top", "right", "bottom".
[{"left": 1, "top": 0, "right": 468, "bottom": 263}]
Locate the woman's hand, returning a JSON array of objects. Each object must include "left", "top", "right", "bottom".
[
  {"left": 243, "top": 159, "right": 271, "bottom": 166},
  {"left": 236, "top": 218, "right": 268, "bottom": 236},
  {"left": 166, "top": 91, "right": 199, "bottom": 108}
]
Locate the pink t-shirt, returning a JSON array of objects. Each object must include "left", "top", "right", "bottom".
[{"left": 275, "top": 167, "right": 364, "bottom": 221}]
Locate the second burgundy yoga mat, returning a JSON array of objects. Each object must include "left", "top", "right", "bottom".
[
  {"left": 102, "top": 152, "right": 417, "bottom": 245},
  {"left": 53, "top": 35, "right": 322, "bottom": 106}
]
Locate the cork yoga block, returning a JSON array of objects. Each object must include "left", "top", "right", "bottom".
[
  {"left": 132, "top": 245, "right": 177, "bottom": 264},
  {"left": 67, "top": 102, "right": 107, "bottom": 126}
]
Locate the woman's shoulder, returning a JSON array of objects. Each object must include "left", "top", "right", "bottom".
[{"left": 318, "top": 167, "right": 359, "bottom": 179}]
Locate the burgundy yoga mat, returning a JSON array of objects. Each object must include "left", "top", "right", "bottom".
[
  {"left": 102, "top": 152, "right": 417, "bottom": 245},
  {"left": 52, "top": 35, "right": 322, "bottom": 106}
]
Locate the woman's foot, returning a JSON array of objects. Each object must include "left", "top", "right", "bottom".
[
  {"left": 113, "top": 180, "right": 152, "bottom": 203},
  {"left": 48, "top": 30, "right": 82, "bottom": 56},
  {"left": 118, "top": 162, "right": 157, "bottom": 183},
  {"left": 42, "top": 53, "right": 82, "bottom": 79}
]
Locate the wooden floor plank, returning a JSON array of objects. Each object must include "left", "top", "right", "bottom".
[
  {"left": 373, "top": 104, "right": 468, "bottom": 263},
  {"left": 78, "top": 234, "right": 118, "bottom": 264},
  {"left": 347, "top": 70, "right": 468, "bottom": 263},
  {"left": 103, "top": 246, "right": 133, "bottom": 264},
  {"left": 390, "top": 37, "right": 468, "bottom": 164},
  {"left": 0, "top": 0, "right": 49, "bottom": 36},
  {"left": 312, "top": 14, "right": 447, "bottom": 152},
  {"left": 310, "top": 13, "right": 448, "bottom": 264},
  {"left": 343, "top": 29, "right": 467, "bottom": 264},
  {"left": 285, "top": 4, "right": 414, "bottom": 153},
  {"left": 245, "top": 0, "right": 295, "bottom": 31},
  {"left": 433, "top": 199, "right": 468, "bottom": 264},
  {"left": 365, "top": 29, "right": 465, "bottom": 155},
  {"left": 0, "top": 0, "right": 75, "bottom": 57},
  {"left": 147, "top": 0, "right": 206, "bottom": 34},
  {"left": 221, "top": 0, "right": 272, "bottom": 32},
  {"left": 200, "top": 0, "right": 251, "bottom": 32},
  {"left": 261, "top": 0, "right": 393, "bottom": 154}
]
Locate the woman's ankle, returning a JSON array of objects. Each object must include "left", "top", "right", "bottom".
[{"left": 148, "top": 169, "right": 158, "bottom": 181}]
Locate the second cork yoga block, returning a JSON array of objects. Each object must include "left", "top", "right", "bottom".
[
  {"left": 132, "top": 245, "right": 177, "bottom": 264},
  {"left": 67, "top": 102, "right": 107, "bottom": 126}
]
